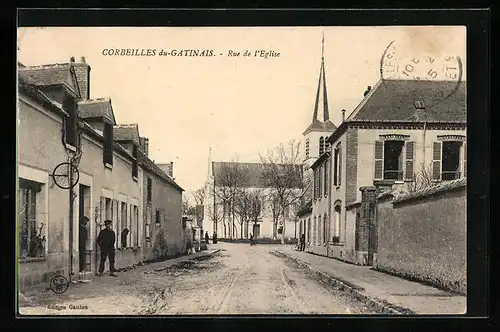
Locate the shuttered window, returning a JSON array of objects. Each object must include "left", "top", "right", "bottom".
[
  {"left": 324, "top": 159, "right": 328, "bottom": 196},
  {"left": 338, "top": 145, "right": 342, "bottom": 186},
  {"left": 374, "top": 141, "right": 384, "bottom": 180},
  {"left": 103, "top": 122, "right": 114, "bottom": 166},
  {"left": 405, "top": 141, "right": 415, "bottom": 180},
  {"left": 318, "top": 165, "right": 322, "bottom": 198},
  {"left": 433, "top": 142, "right": 442, "bottom": 180}
]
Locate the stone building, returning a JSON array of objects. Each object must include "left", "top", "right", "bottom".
[
  {"left": 203, "top": 161, "right": 303, "bottom": 240},
  {"left": 17, "top": 56, "right": 185, "bottom": 287},
  {"left": 307, "top": 78, "right": 467, "bottom": 265}
]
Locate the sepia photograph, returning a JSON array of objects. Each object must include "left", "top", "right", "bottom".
[{"left": 16, "top": 25, "right": 467, "bottom": 316}]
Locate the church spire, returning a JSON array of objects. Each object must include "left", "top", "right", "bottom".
[{"left": 312, "top": 31, "right": 330, "bottom": 123}]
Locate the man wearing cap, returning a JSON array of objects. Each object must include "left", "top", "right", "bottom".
[{"left": 97, "top": 219, "right": 118, "bottom": 277}]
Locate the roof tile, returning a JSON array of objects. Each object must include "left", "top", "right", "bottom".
[{"left": 350, "top": 79, "right": 466, "bottom": 122}]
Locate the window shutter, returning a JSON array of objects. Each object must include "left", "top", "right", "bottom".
[
  {"left": 432, "top": 142, "right": 442, "bottom": 180},
  {"left": 324, "top": 161, "right": 328, "bottom": 197},
  {"left": 338, "top": 146, "right": 342, "bottom": 185},
  {"left": 405, "top": 141, "right": 415, "bottom": 180},
  {"left": 374, "top": 141, "right": 384, "bottom": 180},
  {"left": 463, "top": 142, "right": 467, "bottom": 178}
]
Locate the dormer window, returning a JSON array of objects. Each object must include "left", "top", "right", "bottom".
[
  {"left": 103, "top": 122, "right": 113, "bottom": 166},
  {"left": 63, "top": 93, "right": 78, "bottom": 148},
  {"left": 132, "top": 144, "right": 138, "bottom": 179}
]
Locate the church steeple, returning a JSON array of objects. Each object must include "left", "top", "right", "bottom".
[
  {"left": 312, "top": 31, "right": 330, "bottom": 123},
  {"left": 303, "top": 31, "right": 337, "bottom": 136}
]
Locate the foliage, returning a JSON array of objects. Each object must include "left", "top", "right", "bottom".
[{"left": 259, "top": 139, "right": 306, "bottom": 242}]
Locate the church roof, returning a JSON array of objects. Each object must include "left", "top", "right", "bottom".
[
  {"left": 212, "top": 161, "right": 302, "bottom": 189},
  {"left": 348, "top": 79, "right": 467, "bottom": 123},
  {"left": 303, "top": 119, "right": 337, "bottom": 135}
]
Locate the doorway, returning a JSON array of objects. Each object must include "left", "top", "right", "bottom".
[
  {"left": 78, "top": 184, "right": 91, "bottom": 272},
  {"left": 252, "top": 224, "right": 260, "bottom": 238}
]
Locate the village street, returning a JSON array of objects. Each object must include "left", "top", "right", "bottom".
[{"left": 19, "top": 243, "right": 376, "bottom": 315}]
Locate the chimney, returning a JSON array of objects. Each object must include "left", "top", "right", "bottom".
[
  {"left": 142, "top": 137, "right": 149, "bottom": 157},
  {"left": 70, "top": 56, "right": 75, "bottom": 63},
  {"left": 72, "top": 56, "right": 91, "bottom": 100},
  {"left": 169, "top": 162, "right": 174, "bottom": 177},
  {"left": 341, "top": 109, "right": 346, "bottom": 122},
  {"left": 363, "top": 86, "right": 372, "bottom": 97}
]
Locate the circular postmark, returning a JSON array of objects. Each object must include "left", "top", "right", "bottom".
[
  {"left": 380, "top": 40, "right": 463, "bottom": 108},
  {"left": 49, "top": 275, "right": 69, "bottom": 294}
]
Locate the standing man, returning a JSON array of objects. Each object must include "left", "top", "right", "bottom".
[
  {"left": 79, "top": 216, "right": 89, "bottom": 273},
  {"left": 205, "top": 231, "right": 210, "bottom": 244},
  {"left": 97, "top": 219, "right": 117, "bottom": 277}
]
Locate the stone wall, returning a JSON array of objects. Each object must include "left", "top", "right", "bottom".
[{"left": 375, "top": 179, "right": 467, "bottom": 294}]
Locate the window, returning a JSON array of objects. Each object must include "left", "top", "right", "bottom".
[
  {"left": 63, "top": 93, "right": 78, "bottom": 148},
  {"left": 120, "top": 202, "right": 128, "bottom": 248},
  {"left": 147, "top": 177, "right": 152, "bottom": 203},
  {"left": 307, "top": 218, "right": 311, "bottom": 244},
  {"left": 104, "top": 197, "right": 112, "bottom": 221},
  {"left": 132, "top": 144, "right": 138, "bottom": 178},
  {"left": 333, "top": 204, "right": 341, "bottom": 243},
  {"left": 318, "top": 215, "right": 322, "bottom": 246},
  {"left": 155, "top": 209, "right": 161, "bottom": 225},
  {"left": 323, "top": 160, "right": 328, "bottom": 196},
  {"left": 313, "top": 216, "right": 317, "bottom": 245},
  {"left": 313, "top": 168, "right": 317, "bottom": 200},
  {"left": 383, "top": 141, "right": 404, "bottom": 180},
  {"left": 323, "top": 213, "right": 328, "bottom": 244},
  {"left": 333, "top": 144, "right": 342, "bottom": 186},
  {"left": 318, "top": 165, "right": 323, "bottom": 198},
  {"left": 284, "top": 205, "right": 290, "bottom": 219},
  {"left": 103, "top": 122, "right": 113, "bottom": 166},
  {"left": 441, "top": 141, "right": 463, "bottom": 180},
  {"left": 305, "top": 138, "right": 310, "bottom": 159},
  {"left": 134, "top": 205, "right": 139, "bottom": 247},
  {"left": 319, "top": 137, "right": 325, "bottom": 155},
  {"left": 145, "top": 205, "right": 152, "bottom": 240},
  {"left": 18, "top": 179, "right": 45, "bottom": 259}
]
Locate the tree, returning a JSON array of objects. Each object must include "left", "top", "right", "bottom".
[
  {"left": 192, "top": 187, "right": 205, "bottom": 206},
  {"left": 235, "top": 189, "right": 265, "bottom": 239},
  {"left": 259, "top": 139, "right": 306, "bottom": 244},
  {"left": 213, "top": 158, "right": 250, "bottom": 239},
  {"left": 407, "top": 162, "right": 435, "bottom": 193}
]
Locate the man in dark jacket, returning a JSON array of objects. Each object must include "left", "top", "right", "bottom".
[
  {"left": 97, "top": 219, "right": 117, "bottom": 277},
  {"left": 205, "top": 231, "right": 210, "bottom": 244},
  {"left": 79, "top": 216, "right": 89, "bottom": 272}
]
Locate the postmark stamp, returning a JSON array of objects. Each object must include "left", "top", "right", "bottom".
[
  {"left": 49, "top": 275, "right": 69, "bottom": 294},
  {"left": 380, "top": 40, "right": 463, "bottom": 108}
]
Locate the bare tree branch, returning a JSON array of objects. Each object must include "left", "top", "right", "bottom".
[{"left": 259, "top": 139, "right": 305, "bottom": 243}]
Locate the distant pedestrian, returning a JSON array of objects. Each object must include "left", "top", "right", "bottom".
[
  {"left": 249, "top": 234, "right": 254, "bottom": 246},
  {"left": 79, "top": 216, "right": 89, "bottom": 272},
  {"left": 97, "top": 220, "right": 117, "bottom": 277},
  {"left": 205, "top": 231, "right": 210, "bottom": 244},
  {"left": 300, "top": 233, "right": 306, "bottom": 251}
]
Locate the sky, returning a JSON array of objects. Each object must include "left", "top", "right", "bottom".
[{"left": 17, "top": 26, "right": 466, "bottom": 197}]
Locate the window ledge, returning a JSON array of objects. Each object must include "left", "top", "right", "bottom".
[
  {"left": 328, "top": 241, "right": 345, "bottom": 246},
  {"left": 65, "top": 143, "right": 77, "bottom": 152},
  {"left": 19, "top": 256, "right": 46, "bottom": 263},
  {"left": 104, "top": 162, "right": 113, "bottom": 170}
]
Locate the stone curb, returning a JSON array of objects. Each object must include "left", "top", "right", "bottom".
[{"left": 272, "top": 250, "right": 416, "bottom": 315}]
